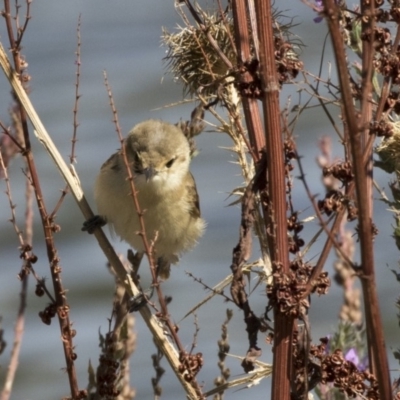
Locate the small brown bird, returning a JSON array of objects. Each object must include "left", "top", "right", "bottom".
[{"left": 93, "top": 120, "right": 205, "bottom": 278}]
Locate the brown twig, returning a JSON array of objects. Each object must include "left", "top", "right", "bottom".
[
  {"left": 50, "top": 15, "right": 83, "bottom": 218},
  {"left": 229, "top": 178, "right": 261, "bottom": 372},
  {"left": 212, "top": 308, "right": 232, "bottom": 399},
  {"left": 13, "top": 0, "right": 31, "bottom": 49},
  {"left": 48, "top": 187, "right": 69, "bottom": 221},
  {"left": 188, "top": 313, "right": 200, "bottom": 355},
  {"left": 0, "top": 153, "right": 25, "bottom": 247},
  {"left": 0, "top": 120, "right": 24, "bottom": 153},
  {"left": 0, "top": 152, "right": 29, "bottom": 400},
  {"left": 151, "top": 347, "right": 165, "bottom": 399},
  {"left": 70, "top": 14, "right": 81, "bottom": 165},
  {"left": 322, "top": 1, "right": 392, "bottom": 398},
  {"left": 296, "top": 151, "right": 355, "bottom": 265},
  {"left": 185, "top": 271, "right": 233, "bottom": 304}
]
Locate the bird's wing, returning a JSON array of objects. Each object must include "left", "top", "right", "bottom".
[
  {"left": 187, "top": 172, "right": 201, "bottom": 218},
  {"left": 100, "top": 151, "right": 121, "bottom": 172}
]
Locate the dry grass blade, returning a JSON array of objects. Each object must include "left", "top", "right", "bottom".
[
  {"left": 181, "top": 260, "right": 264, "bottom": 321},
  {"left": 203, "top": 361, "right": 272, "bottom": 397}
]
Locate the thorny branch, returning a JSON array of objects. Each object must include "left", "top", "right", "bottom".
[
  {"left": 103, "top": 72, "right": 205, "bottom": 398},
  {"left": 1, "top": 1, "right": 82, "bottom": 398},
  {"left": 0, "top": 151, "right": 30, "bottom": 400}
]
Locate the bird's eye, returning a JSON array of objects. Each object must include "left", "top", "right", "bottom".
[{"left": 166, "top": 158, "right": 175, "bottom": 168}]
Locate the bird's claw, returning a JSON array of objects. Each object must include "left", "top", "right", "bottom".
[
  {"left": 81, "top": 215, "right": 106, "bottom": 234},
  {"left": 128, "top": 287, "right": 154, "bottom": 312}
]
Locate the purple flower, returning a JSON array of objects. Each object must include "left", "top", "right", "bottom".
[
  {"left": 313, "top": 0, "right": 340, "bottom": 23},
  {"left": 345, "top": 348, "right": 369, "bottom": 371},
  {"left": 345, "top": 348, "right": 359, "bottom": 365},
  {"left": 313, "top": 0, "right": 324, "bottom": 23}
]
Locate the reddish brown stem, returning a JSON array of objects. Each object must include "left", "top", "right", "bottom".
[
  {"left": 254, "top": 1, "right": 294, "bottom": 399},
  {"left": 231, "top": 0, "right": 265, "bottom": 161},
  {"left": 322, "top": 1, "right": 392, "bottom": 398}
]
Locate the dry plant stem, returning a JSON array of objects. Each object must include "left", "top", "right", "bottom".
[
  {"left": 185, "top": 271, "right": 233, "bottom": 304},
  {"left": 204, "top": 364, "right": 272, "bottom": 397},
  {"left": 0, "top": 154, "right": 29, "bottom": 400},
  {"left": 2, "top": 4, "right": 80, "bottom": 396},
  {"left": 305, "top": 77, "right": 345, "bottom": 141},
  {"left": 0, "top": 277, "right": 27, "bottom": 400},
  {"left": 1, "top": 173, "right": 33, "bottom": 400},
  {"left": 12, "top": 0, "right": 31, "bottom": 49},
  {"left": 359, "top": 0, "right": 376, "bottom": 373},
  {"left": 226, "top": 101, "right": 258, "bottom": 163},
  {"left": 182, "top": 269, "right": 238, "bottom": 321},
  {"left": 297, "top": 154, "right": 346, "bottom": 298},
  {"left": 363, "top": 26, "right": 400, "bottom": 160},
  {"left": 216, "top": 0, "right": 236, "bottom": 57},
  {"left": 298, "top": 153, "right": 345, "bottom": 271},
  {"left": 246, "top": 0, "right": 259, "bottom": 60},
  {"left": 0, "top": 121, "right": 24, "bottom": 151},
  {"left": 230, "top": 183, "right": 258, "bottom": 348},
  {"left": 323, "top": 1, "right": 391, "bottom": 398},
  {"left": 50, "top": 15, "right": 82, "bottom": 217},
  {"left": 375, "top": 26, "right": 400, "bottom": 122},
  {"left": 110, "top": 287, "right": 136, "bottom": 398},
  {"left": 189, "top": 314, "right": 200, "bottom": 355},
  {"left": 70, "top": 14, "right": 81, "bottom": 164},
  {"left": 182, "top": 0, "right": 233, "bottom": 69},
  {"left": 359, "top": 0, "right": 374, "bottom": 204},
  {"left": 52, "top": 15, "right": 82, "bottom": 216},
  {"left": 0, "top": 153, "right": 25, "bottom": 247},
  {"left": 14, "top": 86, "right": 81, "bottom": 399},
  {"left": 103, "top": 73, "right": 204, "bottom": 398},
  {"left": 254, "top": 1, "right": 293, "bottom": 399},
  {"left": 49, "top": 187, "right": 69, "bottom": 220},
  {"left": 0, "top": 43, "right": 199, "bottom": 400},
  {"left": 231, "top": 0, "right": 265, "bottom": 161},
  {"left": 295, "top": 146, "right": 355, "bottom": 268}
]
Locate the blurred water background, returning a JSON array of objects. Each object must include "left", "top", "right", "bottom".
[{"left": 0, "top": 1, "right": 399, "bottom": 399}]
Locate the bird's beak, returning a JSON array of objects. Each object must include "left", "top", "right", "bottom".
[{"left": 143, "top": 167, "right": 156, "bottom": 181}]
